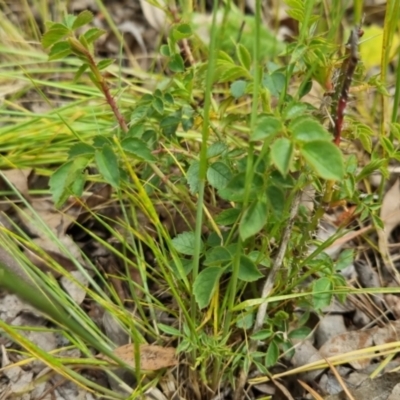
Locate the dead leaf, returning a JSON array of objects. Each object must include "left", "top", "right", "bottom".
[
  {"left": 320, "top": 322, "right": 400, "bottom": 370},
  {"left": 0, "top": 169, "right": 32, "bottom": 211},
  {"left": 384, "top": 292, "right": 400, "bottom": 319},
  {"left": 24, "top": 236, "right": 87, "bottom": 276},
  {"left": 320, "top": 330, "right": 373, "bottom": 369},
  {"left": 101, "top": 344, "right": 177, "bottom": 371},
  {"left": 17, "top": 199, "right": 76, "bottom": 237},
  {"left": 378, "top": 179, "right": 400, "bottom": 281},
  {"left": 139, "top": 0, "right": 167, "bottom": 32},
  {"left": 379, "top": 178, "right": 400, "bottom": 241}
]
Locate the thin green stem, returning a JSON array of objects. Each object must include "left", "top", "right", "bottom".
[
  {"left": 224, "top": 0, "right": 262, "bottom": 332},
  {"left": 191, "top": 0, "right": 221, "bottom": 360},
  {"left": 390, "top": 20, "right": 400, "bottom": 125}
]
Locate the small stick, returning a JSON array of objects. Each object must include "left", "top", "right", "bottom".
[{"left": 234, "top": 192, "right": 301, "bottom": 400}]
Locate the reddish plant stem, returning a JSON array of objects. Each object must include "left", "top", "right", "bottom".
[
  {"left": 89, "top": 53, "right": 129, "bottom": 133},
  {"left": 79, "top": 44, "right": 129, "bottom": 134},
  {"left": 331, "top": 27, "right": 363, "bottom": 146},
  {"left": 100, "top": 78, "right": 129, "bottom": 133}
]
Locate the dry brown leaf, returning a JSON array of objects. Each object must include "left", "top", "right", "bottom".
[
  {"left": 0, "top": 169, "right": 32, "bottom": 211},
  {"left": 320, "top": 330, "right": 373, "bottom": 369},
  {"left": 17, "top": 199, "right": 76, "bottom": 237},
  {"left": 139, "top": 0, "right": 167, "bottom": 32},
  {"left": 384, "top": 292, "right": 400, "bottom": 319},
  {"left": 24, "top": 235, "right": 87, "bottom": 276},
  {"left": 0, "top": 169, "right": 32, "bottom": 194},
  {"left": 326, "top": 225, "right": 371, "bottom": 253},
  {"left": 380, "top": 179, "right": 400, "bottom": 231},
  {"left": 102, "top": 344, "right": 177, "bottom": 371},
  {"left": 378, "top": 179, "right": 400, "bottom": 280},
  {"left": 320, "top": 322, "right": 400, "bottom": 370}
]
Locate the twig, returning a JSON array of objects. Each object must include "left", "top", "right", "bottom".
[
  {"left": 253, "top": 191, "right": 301, "bottom": 333},
  {"left": 329, "top": 26, "right": 363, "bottom": 145},
  {"left": 234, "top": 191, "right": 301, "bottom": 400}
]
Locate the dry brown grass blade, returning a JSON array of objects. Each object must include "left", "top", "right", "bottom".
[
  {"left": 297, "top": 379, "right": 324, "bottom": 400},
  {"left": 325, "top": 357, "right": 355, "bottom": 400},
  {"left": 271, "top": 377, "right": 296, "bottom": 400}
]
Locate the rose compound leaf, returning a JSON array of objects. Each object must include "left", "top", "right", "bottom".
[
  {"left": 70, "top": 172, "right": 85, "bottom": 197},
  {"left": 207, "top": 162, "right": 232, "bottom": 190},
  {"left": 263, "top": 72, "right": 285, "bottom": 97},
  {"left": 193, "top": 267, "right": 224, "bottom": 309},
  {"left": 239, "top": 199, "right": 268, "bottom": 241},
  {"left": 186, "top": 161, "right": 200, "bottom": 194},
  {"left": 288, "top": 326, "right": 312, "bottom": 340},
  {"left": 301, "top": 141, "right": 344, "bottom": 180},
  {"left": 82, "top": 28, "right": 106, "bottom": 44},
  {"left": 237, "top": 43, "right": 252, "bottom": 70},
  {"left": 97, "top": 58, "right": 115, "bottom": 71},
  {"left": 121, "top": 138, "right": 156, "bottom": 162},
  {"left": 265, "top": 339, "right": 279, "bottom": 367},
  {"left": 204, "top": 246, "right": 232, "bottom": 266},
  {"left": 172, "top": 23, "right": 193, "bottom": 40},
  {"left": 42, "top": 26, "right": 70, "bottom": 48},
  {"left": 68, "top": 143, "right": 94, "bottom": 158},
  {"left": 251, "top": 115, "right": 283, "bottom": 142},
  {"left": 230, "top": 80, "right": 247, "bottom": 99},
  {"left": 72, "top": 10, "right": 93, "bottom": 30},
  {"left": 219, "top": 172, "right": 264, "bottom": 202},
  {"left": 48, "top": 41, "right": 72, "bottom": 60},
  {"left": 312, "top": 277, "right": 333, "bottom": 310},
  {"left": 290, "top": 117, "right": 332, "bottom": 142},
  {"left": 172, "top": 231, "right": 202, "bottom": 256},
  {"left": 168, "top": 54, "right": 185, "bottom": 72},
  {"left": 270, "top": 138, "right": 293, "bottom": 177},
  {"left": 49, "top": 162, "right": 73, "bottom": 207},
  {"left": 95, "top": 145, "right": 120, "bottom": 188},
  {"left": 207, "top": 142, "right": 228, "bottom": 158},
  {"left": 215, "top": 208, "right": 241, "bottom": 226},
  {"left": 50, "top": 156, "right": 89, "bottom": 207},
  {"left": 219, "top": 65, "right": 250, "bottom": 82},
  {"left": 283, "top": 101, "right": 309, "bottom": 120},
  {"left": 238, "top": 255, "right": 263, "bottom": 282}
]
